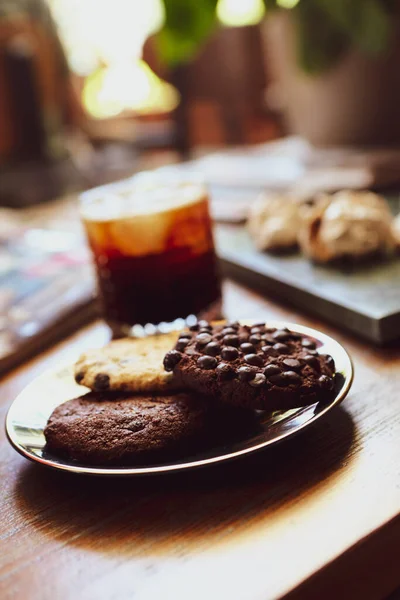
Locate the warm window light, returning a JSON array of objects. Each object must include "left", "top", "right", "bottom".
[
  {"left": 47, "top": 0, "right": 177, "bottom": 118},
  {"left": 217, "top": 0, "right": 265, "bottom": 27},
  {"left": 82, "top": 59, "right": 179, "bottom": 119},
  {"left": 276, "top": 0, "right": 300, "bottom": 8},
  {"left": 48, "top": 0, "right": 165, "bottom": 74}
]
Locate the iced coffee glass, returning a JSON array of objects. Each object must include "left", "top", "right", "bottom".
[{"left": 80, "top": 173, "right": 222, "bottom": 336}]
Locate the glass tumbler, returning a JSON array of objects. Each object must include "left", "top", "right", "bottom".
[{"left": 80, "top": 173, "right": 222, "bottom": 336}]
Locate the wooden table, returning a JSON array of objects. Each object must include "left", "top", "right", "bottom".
[{"left": 1, "top": 280, "right": 399, "bottom": 600}]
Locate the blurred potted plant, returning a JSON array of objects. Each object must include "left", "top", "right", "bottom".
[{"left": 157, "top": 0, "right": 400, "bottom": 146}]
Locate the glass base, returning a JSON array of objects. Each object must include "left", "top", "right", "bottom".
[{"left": 108, "top": 298, "right": 223, "bottom": 339}]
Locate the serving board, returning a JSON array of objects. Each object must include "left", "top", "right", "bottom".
[{"left": 216, "top": 225, "right": 400, "bottom": 345}]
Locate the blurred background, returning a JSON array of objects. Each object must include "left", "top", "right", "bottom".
[
  {"left": 2, "top": 0, "right": 400, "bottom": 205},
  {"left": 0, "top": 0, "right": 280, "bottom": 205},
  {"left": 1, "top": 0, "right": 400, "bottom": 368}
]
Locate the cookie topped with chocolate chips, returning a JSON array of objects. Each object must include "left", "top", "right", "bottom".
[{"left": 163, "top": 322, "right": 336, "bottom": 410}]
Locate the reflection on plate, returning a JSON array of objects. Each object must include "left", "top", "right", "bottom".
[{"left": 6, "top": 321, "right": 353, "bottom": 476}]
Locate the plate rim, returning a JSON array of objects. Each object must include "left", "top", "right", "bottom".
[{"left": 5, "top": 320, "right": 354, "bottom": 476}]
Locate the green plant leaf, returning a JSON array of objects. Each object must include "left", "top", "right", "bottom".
[
  {"left": 263, "top": 0, "right": 280, "bottom": 10},
  {"left": 294, "top": 3, "right": 349, "bottom": 74},
  {"left": 157, "top": 0, "right": 219, "bottom": 66},
  {"left": 156, "top": 0, "right": 395, "bottom": 71},
  {"left": 316, "top": 0, "right": 392, "bottom": 56}
]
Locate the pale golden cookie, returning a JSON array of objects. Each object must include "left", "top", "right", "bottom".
[{"left": 74, "top": 332, "right": 181, "bottom": 393}]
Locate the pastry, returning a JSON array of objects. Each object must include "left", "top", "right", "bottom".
[
  {"left": 74, "top": 332, "right": 181, "bottom": 393},
  {"left": 44, "top": 392, "right": 208, "bottom": 465},
  {"left": 163, "top": 321, "right": 336, "bottom": 411},
  {"left": 247, "top": 192, "right": 308, "bottom": 251},
  {"left": 392, "top": 213, "right": 400, "bottom": 249},
  {"left": 298, "top": 190, "right": 396, "bottom": 262}
]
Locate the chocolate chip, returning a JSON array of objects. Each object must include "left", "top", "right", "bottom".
[
  {"left": 249, "top": 334, "right": 261, "bottom": 345},
  {"left": 250, "top": 327, "right": 263, "bottom": 335},
  {"left": 283, "top": 371, "right": 302, "bottom": 385},
  {"left": 319, "top": 374, "right": 334, "bottom": 390},
  {"left": 197, "top": 355, "right": 218, "bottom": 370},
  {"left": 273, "top": 343, "right": 290, "bottom": 354},
  {"left": 264, "top": 364, "right": 282, "bottom": 378},
  {"left": 269, "top": 373, "right": 285, "bottom": 386},
  {"left": 249, "top": 373, "right": 266, "bottom": 387},
  {"left": 290, "top": 332, "right": 302, "bottom": 340},
  {"left": 265, "top": 327, "right": 277, "bottom": 333},
  {"left": 260, "top": 335, "right": 274, "bottom": 345},
  {"left": 75, "top": 371, "right": 85, "bottom": 384},
  {"left": 238, "top": 333, "right": 250, "bottom": 344},
  {"left": 272, "top": 330, "right": 291, "bottom": 342},
  {"left": 196, "top": 332, "right": 213, "bottom": 346},
  {"left": 306, "top": 349, "right": 318, "bottom": 356},
  {"left": 244, "top": 353, "right": 264, "bottom": 367},
  {"left": 303, "top": 355, "right": 320, "bottom": 370},
  {"left": 163, "top": 350, "right": 182, "bottom": 371},
  {"left": 179, "top": 333, "right": 192, "bottom": 340},
  {"left": 262, "top": 346, "right": 278, "bottom": 357},
  {"left": 302, "top": 338, "right": 317, "bottom": 349},
  {"left": 221, "top": 327, "right": 236, "bottom": 335},
  {"left": 93, "top": 373, "right": 110, "bottom": 391},
  {"left": 322, "top": 354, "right": 335, "bottom": 372},
  {"left": 240, "top": 342, "right": 256, "bottom": 354},
  {"left": 223, "top": 334, "right": 240, "bottom": 347},
  {"left": 189, "top": 324, "right": 199, "bottom": 331},
  {"left": 204, "top": 341, "right": 221, "bottom": 356},
  {"left": 198, "top": 320, "right": 211, "bottom": 330},
  {"left": 252, "top": 322, "right": 266, "bottom": 328},
  {"left": 176, "top": 338, "right": 190, "bottom": 351},
  {"left": 221, "top": 346, "right": 239, "bottom": 361},
  {"left": 282, "top": 358, "right": 302, "bottom": 370},
  {"left": 216, "top": 362, "right": 235, "bottom": 380},
  {"left": 198, "top": 328, "right": 213, "bottom": 335},
  {"left": 270, "top": 371, "right": 302, "bottom": 386},
  {"left": 227, "top": 321, "right": 240, "bottom": 329},
  {"left": 237, "top": 366, "right": 256, "bottom": 382}
]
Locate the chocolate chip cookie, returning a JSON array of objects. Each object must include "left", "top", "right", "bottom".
[
  {"left": 74, "top": 332, "right": 181, "bottom": 393},
  {"left": 44, "top": 392, "right": 208, "bottom": 465},
  {"left": 163, "top": 322, "right": 336, "bottom": 410}
]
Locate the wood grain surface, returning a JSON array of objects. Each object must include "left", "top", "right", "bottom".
[{"left": 1, "top": 280, "right": 399, "bottom": 600}]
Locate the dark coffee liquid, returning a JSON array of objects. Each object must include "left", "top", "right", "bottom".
[
  {"left": 83, "top": 188, "right": 222, "bottom": 332},
  {"left": 94, "top": 246, "right": 221, "bottom": 328}
]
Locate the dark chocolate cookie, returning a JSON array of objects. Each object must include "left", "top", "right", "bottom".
[
  {"left": 163, "top": 322, "right": 336, "bottom": 410},
  {"left": 44, "top": 392, "right": 208, "bottom": 465}
]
